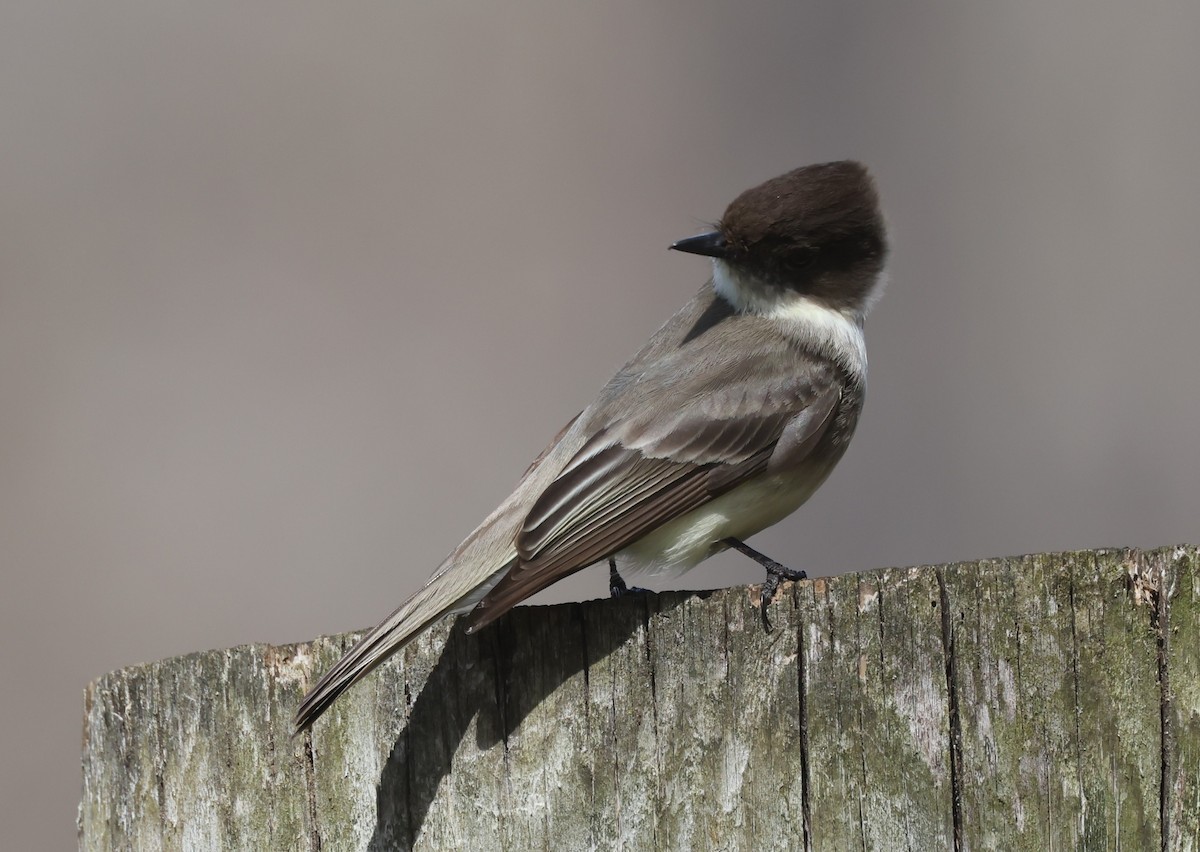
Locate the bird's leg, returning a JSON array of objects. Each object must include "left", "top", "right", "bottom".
[
  {"left": 609, "top": 558, "right": 650, "bottom": 598},
  {"left": 722, "top": 537, "right": 806, "bottom": 628}
]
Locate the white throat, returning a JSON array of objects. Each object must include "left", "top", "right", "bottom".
[{"left": 711, "top": 259, "right": 874, "bottom": 380}]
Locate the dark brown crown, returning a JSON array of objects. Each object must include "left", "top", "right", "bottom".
[{"left": 719, "top": 161, "right": 887, "bottom": 310}]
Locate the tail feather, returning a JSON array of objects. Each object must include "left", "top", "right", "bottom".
[
  {"left": 293, "top": 564, "right": 509, "bottom": 733},
  {"left": 293, "top": 412, "right": 589, "bottom": 732}
]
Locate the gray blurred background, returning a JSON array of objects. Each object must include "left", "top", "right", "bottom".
[{"left": 3, "top": 1, "right": 1199, "bottom": 847}]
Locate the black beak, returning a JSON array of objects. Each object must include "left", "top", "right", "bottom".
[{"left": 670, "top": 231, "right": 728, "bottom": 258}]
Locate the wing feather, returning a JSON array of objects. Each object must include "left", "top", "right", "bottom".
[{"left": 468, "top": 336, "right": 845, "bottom": 632}]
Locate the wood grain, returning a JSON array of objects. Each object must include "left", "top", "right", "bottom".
[{"left": 80, "top": 546, "right": 1197, "bottom": 850}]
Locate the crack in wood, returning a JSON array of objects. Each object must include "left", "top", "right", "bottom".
[
  {"left": 575, "top": 604, "right": 597, "bottom": 848},
  {"left": 936, "top": 567, "right": 964, "bottom": 852},
  {"left": 1154, "top": 552, "right": 1173, "bottom": 852},
  {"left": 402, "top": 697, "right": 416, "bottom": 850},
  {"left": 1067, "top": 559, "right": 1086, "bottom": 843},
  {"left": 643, "top": 594, "right": 662, "bottom": 851},
  {"left": 301, "top": 732, "right": 322, "bottom": 852},
  {"left": 854, "top": 580, "right": 869, "bottom": 852},
  {"left": 795, "top": 583, "right": 813, "bottom": 852}
]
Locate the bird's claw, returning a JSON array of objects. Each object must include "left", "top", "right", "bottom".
[
  {"left": 721, "top": 538, "right": 806, "bottom": 631},
  {"left": 609, "top": 560, "right": 650, "bottom": 598},
  {"left": 758, "top": 567, "right": 806, "bottom": 630}
]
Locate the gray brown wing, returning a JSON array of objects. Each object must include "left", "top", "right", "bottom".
[{"left": 466, "top": 370, "right": 840, "bottom": 631}]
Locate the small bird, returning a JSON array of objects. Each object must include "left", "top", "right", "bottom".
[{"left": 295, "top": 161, "right": 888, "bottom": 731}]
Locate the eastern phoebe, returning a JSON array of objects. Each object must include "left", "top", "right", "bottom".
[{"left": 296, "top": 160, "right": 888, "bottom": 731}]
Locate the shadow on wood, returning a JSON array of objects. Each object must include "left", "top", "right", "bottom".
[
  {"left": 366, "top": 591, "right": 695, "bottom": 850},
  {"left": 79, "top": 546, "right": 1199, "bottom": 851}
]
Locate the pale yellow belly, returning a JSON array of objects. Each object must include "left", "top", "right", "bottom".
[{"left": 614, "top": 467, "right": 827, "bottom": 579}]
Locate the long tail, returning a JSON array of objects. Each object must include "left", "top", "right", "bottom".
[
  {"left": 292, "top": 561, "right": 510, "bottom": 733},
  {"left": 293, "top": 413, "right": 586, "bottom": 732}
]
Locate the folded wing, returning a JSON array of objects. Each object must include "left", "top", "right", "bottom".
[{"left": 468, "top": 354, "right": 840, "bottom": 630}]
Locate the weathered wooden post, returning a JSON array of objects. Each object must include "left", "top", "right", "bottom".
[{"left": 79, "top": 547, "right": 1198, "bottom": 850}]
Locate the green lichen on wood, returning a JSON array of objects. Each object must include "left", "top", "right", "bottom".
[
  {"left": 80, "top": 547, "right": 1198, "bottom": 851},
  {"left": 947, "top": 551, "right": 1164, "bottom": 849},
  {"left": 801, "top": 566, "right": 954, "bottom": 848},
  {"left": 1167, "top": 546, "right": 1199, "bottom": 849}
]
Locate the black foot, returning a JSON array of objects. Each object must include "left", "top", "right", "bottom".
[
  {"left": 609, "top": 558, "right": 650, "bottom": 598},
  {"left": 722, "top": 538, "right": 806, "bottom": 629}
]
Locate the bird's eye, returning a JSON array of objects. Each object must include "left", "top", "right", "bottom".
[{"left": 790, "top": 247, "right": 818, "bottom": 270}]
